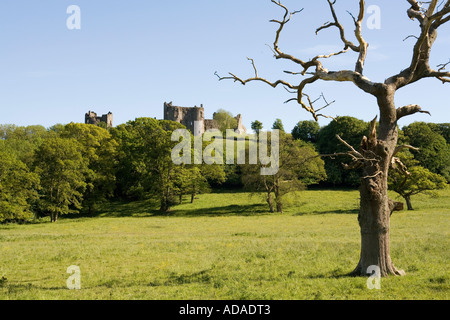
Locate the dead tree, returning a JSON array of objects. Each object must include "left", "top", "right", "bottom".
[{"left": 217, "top": 0, "right": 450, "bottom": 277}]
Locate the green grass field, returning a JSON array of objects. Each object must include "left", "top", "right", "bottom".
[{"left": 0, "top": 189, "right": 449, "bottom": 300}]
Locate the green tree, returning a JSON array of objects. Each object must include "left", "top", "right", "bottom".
[
  {"left": 402, "top": 122, "right": 450, "bottom": 181},
  {"left": 251, "top": 120, "right": 263, "bottom": 135},
  {"left": 317, "top": 117, "right": 369, "bottom": 187},
  {"left": 0, "top": 148, "right": 39, "bottom": 222},
  {"left": 33, "top": 137, "right": 88, "bottom": 222},
  {"left": 113, "top": 118, "right": 190, "bottom": 212},
  {"left": 59, "top": 123, "right": 118, "bottom": 214},
  {"left": 428, "top": 123, "right": 450, "bottom": 144},
  {"left": 272, "top": 119, "right": 285, "bottom": 132},
  {"left": 0, "top": 124, "right": 50, "bottom": 167},
  {"left": 241, "top": 133, "right": 326, "bottom": 213},
  {"left": 213, "top": 109, "right": 238, "bottom": 133},
  {"left": 292, "top": 120, "right": 320, "bottom": 143},
  {"left": 389, "top": 151, "right": 447, "bottom": 210}
]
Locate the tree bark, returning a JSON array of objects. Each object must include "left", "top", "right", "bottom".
[
  {"left": 267, "top": 191, "right": 274, "bottom": 213},
  {"left": 351, "top": 89, "right": 405, "bottom": 277},
  {"left": 405, "top": 195, "right": 414, "bottom": 211},
  {"left": 274, "top": 181, "right": 283, "bottom": 213},
  {"left": 50, "top": 212, "right": 58, "bottom": 223},
  {"left": 276, "top": 201, "right": 283, "bottom": 213}
]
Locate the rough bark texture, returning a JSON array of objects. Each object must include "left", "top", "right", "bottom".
[{"left": 349, "top": 89, "right": 405, "bottom": 277}]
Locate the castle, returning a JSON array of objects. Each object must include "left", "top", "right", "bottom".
[
  {"left": 85, "top": 111, "right": 113, "bottom": 128},
  {"left": 163, "top": 102, "right": 246, "bottom": 136},
  {"left": 85, "top": 103, "right": 247, "bottom": 135}
]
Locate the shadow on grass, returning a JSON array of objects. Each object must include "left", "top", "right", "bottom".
[
  {"left": 1, "top": 282, "right": 66, "bottom": 292},
  {"left": 74, "top": 198, "right": 271, "bottom": 219},
  {"left": 294, "top": 208, "right": 359, "bottom": 216},
  {"left": 304, "top": 270, "right": 359, "bottom": 279},
  {"left": 171, "top": 203, "right": 270, "bottom": 217}
]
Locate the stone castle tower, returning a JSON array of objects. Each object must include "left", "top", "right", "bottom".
[
  {"left": 164, "top": 102, "right": 205, "bottom": 136},
  {"left": 85, "top": 111, "right": 113, "bottom": 128},
  {"left": 163, "top": 102, "right": 246, "bottom": 136}
]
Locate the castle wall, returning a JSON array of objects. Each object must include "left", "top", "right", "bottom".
[
  {"left": 85, "top": 111, "right": 113, "bottom": 128},
  {"left": 163, "top": 102, "right": 246, "bottom": 136},
  {"left": 164, "top": 102, "right": 205, "bottom": 136}
]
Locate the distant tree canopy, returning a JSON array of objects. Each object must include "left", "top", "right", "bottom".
[
  {"left": 33, "top": 136, "right": 88, "bottom": 222},
  {"left": 59, "top": 123, "right": 118, "bottom": 214},
  {"left": 112, "top": 118, "right": 185, "bottom": 211},
  {"left": 113, "top": 118, "right": 226, "bottom": 212},
  {"left": 316, "top": 116, "right": 369, "bottom": 187},
  {"left": 0, "top": 148, "right": 39, "bottom": 223},
  {"left": 0, "top": 115, "right": 448, "bottom": 223},
  {"left": 292, "top": 120, "right": 320, "bottom": 143},
  {"left": 402, "top": 122, "right": 450, "bottom": 182},
  {"left": 213, "top": 109, "right": 238, "bottom": 133},
  {"left": 241, "top": 132, "right": 326, "bottom": 213},
  {"left": 251, "top": 120, "right": 263, "bottom": 134},
  {"left": 389, "top": 149, "right": 447, "bottom": 210},
  {"left": 272, "top": 119, "right": 285, "bottom": 132}
]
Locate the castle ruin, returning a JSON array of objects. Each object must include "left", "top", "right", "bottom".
[
  {"left": 163, "top": 102, "right": 246, "bottom": 136},
  {"left": 85, "top": 111, "right": 113, "bottom": 128}
]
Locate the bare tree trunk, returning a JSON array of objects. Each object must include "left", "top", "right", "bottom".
[
  {"left": 50, "top": 212, "right": 58, "bottom": 223},
  {"left": 274, "top": 182, "right": 283, "bottom": 213},
  {"left": 276, "top": 201, "right": 283, "bottom": 213},
  {"left": 267, "top": 191, "right": 274, "bottom": 213},
  {"left": 351, "top": 91, "right": 405, "bottom": 277},
  {"left": 405, "top": 195, "right": 414, "bottom": 211}
]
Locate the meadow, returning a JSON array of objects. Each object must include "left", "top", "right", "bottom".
[{"left": 0, "top": 189, "right": 448, "bottom": 300}]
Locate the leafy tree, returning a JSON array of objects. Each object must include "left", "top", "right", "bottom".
[
  {"left": 0, "top": 148, "right": 39, "bottom": 222},
  {"left": 213, "top": 109, "right": 238, "bottom": 133},
  {"left": 59, "top": 123, "right": 118, "bottom": 214},
  {"left": 389, "top": 150, "right": 447, "bottom": 210},
  {"left": 272, "top": 119, "right": 285, "bottom": 132},
  {"left": 316, "top": 117, "right": 369, "bottom": 187},
  {"left": 113, "top": 118, "right": 190, "bottom": 212},
  {"left": 33, "top": 137, "right": 88, "bottom": 222},
  {"left": 427, "top": 123, "right": 450, "bottom": 144},
  {"left": 402, "top": 122, "right": 450, "bottom": 181},
  {"left": 292, "top": 120, "right": 320, "bottom": 143},
  {"left": 251, "top": 120, "right": 263, "bottom": 135},
  {"left": 241, "top": 133, "right": 326, "bottom": 213},
  {"left": 0, "top": 124, "right": 50, "bottom": 167}
]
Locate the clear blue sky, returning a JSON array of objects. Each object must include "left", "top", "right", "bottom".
[{"left": 0, "top": 0, "right": 449, "bottom": 132}]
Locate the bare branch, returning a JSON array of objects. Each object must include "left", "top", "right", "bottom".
[
  {"left": 392, "top": 145, "right": 420, "bottom": 158},
  {"left": 317, "top": 0, "right": 368, "bottom": 74},
  {"left": 437, "top": 59, "right": 450, "bottom": 71},
  {"left": 403, "top": 35, "right": 419, "bottom": 41},
  {"left": 387, "top": 0, "right": 450, "bottom": 88},
  {"left": 396, "top": 104, "right": 431, "bottom": 120},
  {"left": 316, "top": 0, "right": 360, "bottom": 52},
  {"left": 218, "top": 1, "right": 379, "bottom": 122}
]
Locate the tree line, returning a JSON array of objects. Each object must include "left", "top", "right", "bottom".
[
  {"left": 251, "top": 116, "right": 448, "bottom": 209},
  {"left": 0, "top": 115, "right": 448, "bottom": 223}
]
